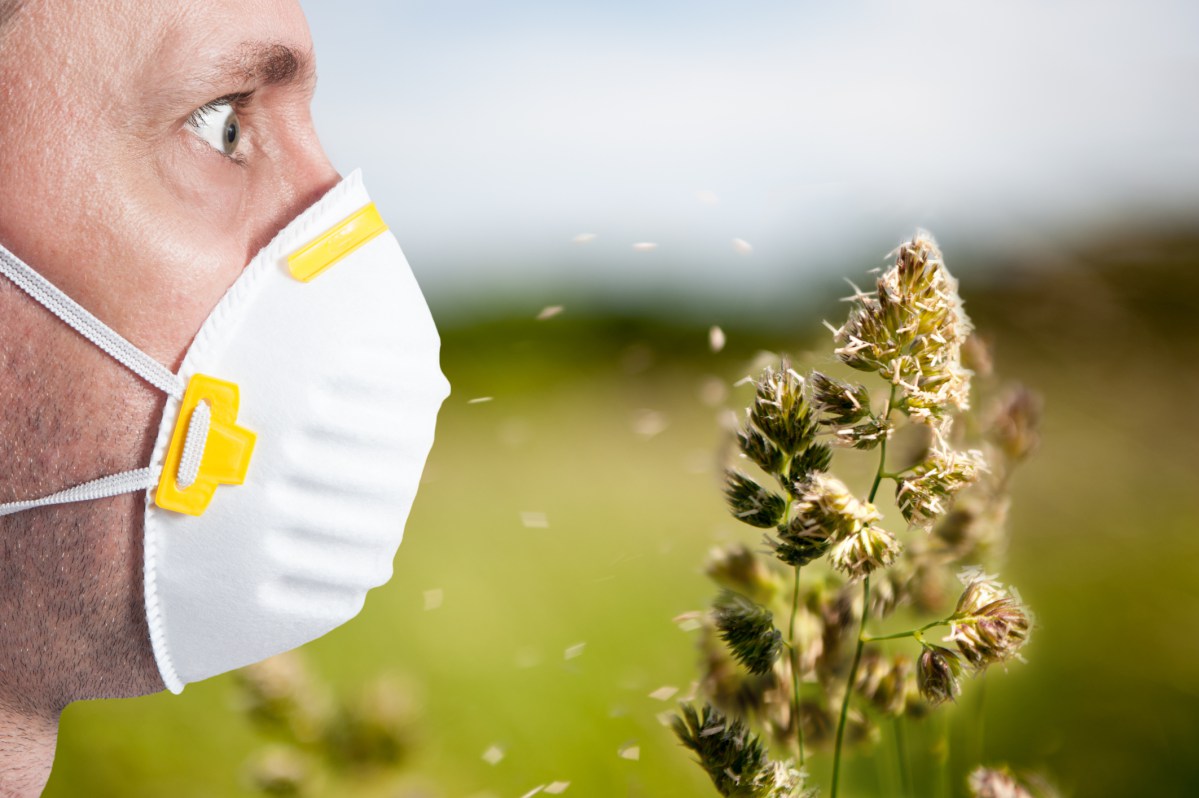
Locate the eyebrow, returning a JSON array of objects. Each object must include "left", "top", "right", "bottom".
[
  {"left": 171, "top": 41, "right": 316, "bottom": 102},
  {"left": 235, "top": 43, "right": 313, "bottom": 87},
  {"left": 223, "top": 42, "right": 315, "bottom": 89},
  {"left": 145, "top": 40, "right": 318, "bottom": 123}
]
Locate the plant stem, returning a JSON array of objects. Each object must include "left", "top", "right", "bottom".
[
  {"left": 975, "top": 672, "right": 988, "bottom": 767},
  {"left": 861, "top": 619, "right": 948, "bottom": 643},
  {"left": 831, "top": 384, "right": 896, "bottom": 798},
  {"left": 790, "top": 565, "right": 806, "bottom": 767},
  {"left": 866, "top": 384, "right": 897, "bottom": 504},
  {"left": 894, "top": 717, "right": 912, "bottom": 797},
  {"left": 830, "top": 575, "right": 869, "bottom": 798},
  {"left": 937, "top": 710, "right": 951, "bottom": 798}
]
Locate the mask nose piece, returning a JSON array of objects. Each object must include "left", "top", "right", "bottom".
[{"left": 287, "top": 203, "right": 388, "bottom": 282}]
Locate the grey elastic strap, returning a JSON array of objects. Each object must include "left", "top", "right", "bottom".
[
  {"left": 0, "top": 242, "right": 187, "bottom": 516},
  {"left": 0, "top": 243, "right": 184, "bottom": 399},
  {"left": 0, "top": 468, "right": 158, "bottom": 517}
]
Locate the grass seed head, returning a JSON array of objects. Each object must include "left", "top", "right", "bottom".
[
  {"left": 713, "top": 591, "right": 784, "bottom": 676},
  {"left": 787, "top": 443, "right": 832, "bottom": 486},
  {"left": 810, "top": 371, "right": 873, "bottom": 427},
  {"left": 705, "top": 544, "right": 782, "bottom": 606},
  {"left": 967, "top": 766, "right": 1035, "bottom": 798},
  {"left": 750, "top": 363, "right": 816, "bottom": 456},
  {"left": 833, "top": 232, "right": 975, "bottom": 428},
  {"left": 769, "top": 474, "right": 883, "bottom": 570},
  {"left": 738, "top": 425, "right": 787, "bottom": 474},
  {"left": 916, "top": 644, "right": 963, "bottom": 706},
  {"left": 896, "top": 444, "right": 987, "bottom": 531},
  {"left": 724, "top": 470, "right": 788, "bottom": 529},
  {"left": 856, "top": 651, "right": 913, "bottom": 717},
  {"left": 829, "top": 523, "right": 902, "bottom": 582},
  {"left": 986, "top": 385, "right": 1043, "bottom": 464},
  {"left": 947, "top": 570, "right": 1032, "bottom": 670},
  {"left": 672, "top": 703, "right": 814, "bottom": 798}
]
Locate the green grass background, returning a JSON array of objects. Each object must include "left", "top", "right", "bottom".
[{"left": 44, "top": 232, "right": 1199, "bottom": 797}]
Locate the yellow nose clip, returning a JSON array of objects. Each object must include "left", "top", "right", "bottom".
[
  {"left": 156, "top": 374, "right": 256, "bottom": 516},
  {"left": 287, "top": 203, "right": 388, "bottom": 283}
]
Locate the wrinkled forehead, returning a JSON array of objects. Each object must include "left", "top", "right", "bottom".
[
  {"left": 0, "top": 0, "right": 314, "bottom": 97},
  {"left": 150, "top": 0, "right": 316, "bottom": 87}
]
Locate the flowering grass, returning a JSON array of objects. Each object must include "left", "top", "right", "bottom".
[
  {"left": 675, "top": 233, "right": 1047, "bottom": 797},
  {"left": 38, "top": 236, "right": 1199, "bottom": 797}
]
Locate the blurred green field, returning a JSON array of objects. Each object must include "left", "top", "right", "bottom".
[{"left": 44, "top": 231, "right": 1199, "bottom": 797}]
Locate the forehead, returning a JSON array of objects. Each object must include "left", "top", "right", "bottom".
[
  {"left": 152, "top": 0, "right": 313, "bottom": 61},
  {"left": 6, "top": 0, "right": 313, "bottom": 92}
]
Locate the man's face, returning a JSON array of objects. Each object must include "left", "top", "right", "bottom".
[
  {"left": 0, "top": 0, "right": 338, "bottom": 706},
  {"left": 0, "top": 0, "right": 338, "bottom": 368}
]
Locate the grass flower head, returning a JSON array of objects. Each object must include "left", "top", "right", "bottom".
[
  {"left": 673, "top": 703, "right": 814, "bottom": 798},
  {"left": 713, "top": 591, "right": 784, "bottom": 676},
  {"left": 967, "top": 766, "right": 1035, "bottom": 798},
  {"left": 947, "top": 570, "right": 1032, "bottom": 669},
  {"left": 896, "top": 444, "right": 987, "bottom": 530},
  {"left": 916, "top": 644, "right": 963, "bottom": 706}
]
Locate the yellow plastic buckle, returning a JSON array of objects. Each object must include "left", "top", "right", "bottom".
[
  {"left": 156, "top": 374, "right": 256, "bottom": 517},
  {"left": 287, "top": 203, "right": 388, "bottom": 283}
]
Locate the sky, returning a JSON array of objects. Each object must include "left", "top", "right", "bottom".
[{"left": 300, "top": 0, "right": 1199, "bottom": 312}]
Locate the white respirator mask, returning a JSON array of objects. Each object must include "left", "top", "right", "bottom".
[{"left": 0, "top": 170, "right": 450, "bottom": 693}]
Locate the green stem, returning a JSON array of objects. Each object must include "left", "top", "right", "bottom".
[
  {"left": 975, "top": 672, "right": 988, "bottom": 766},
  {"left": 790, "top": 566, "right": 806, "bottom": 767},
  {"left": 866, "top": 384, "right": 898, "bottom": 504},
  {"left": 861, "top": 619, "right": 948, "bottom": 643},
  {"left": 867, "top": 456, "right": 887, "bottom": 504},
  {"left": 937, "top": 710, "right": 951, "bottom": 798},
  {"left": 895, "top": 717, "right": 912, "bottom": 797},
  {"left": 831, "top": 384, "right": 896, "bottom": 798},
  {"left": 830, "top": 575, "right": 870, "bottom": 798}
]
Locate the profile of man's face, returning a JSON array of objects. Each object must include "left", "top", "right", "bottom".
[{"left": 0, "top": 0, "right": 338, "bottom": 747}]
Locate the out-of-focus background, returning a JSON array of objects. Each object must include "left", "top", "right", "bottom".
[{"left": 46, "top": 2, "right": 1199, "bottom": 796}]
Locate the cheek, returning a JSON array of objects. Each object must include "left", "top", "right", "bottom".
[
  {"left": 161, "top": 132, "right": 251, "bottom": 233},
  {"left": 131, "top": 218, "right": 248, "bottom": 366},
  {"left": 127, "top": 135, "right": 259, "bottom": 366}
]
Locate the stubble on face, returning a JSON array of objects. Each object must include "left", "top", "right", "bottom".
[{"left": 0, "top": 0, "right": 337, "bottom": 710}]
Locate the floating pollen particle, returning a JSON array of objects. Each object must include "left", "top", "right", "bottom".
[
  {"left": 632, "top": 242, "right": 658, "bottom": 252},
  {"left": 673, "top": 611, "right": 704, "bottom": 632},
  {"left": 632, "top": 409, "right": 669, "bottom": 438},
  {"left": 709, "top": 326, "right": 726, "bottom": 353},
  {"left": 544, "top": 783, "right": 571, "bottom": 795},
  {"left": 422, "top": 588, "right": 443, "bottom": 611},
  {"left": 732, "top": 238, "right": 753, "bottom": 255},
  {"left": 564, "top": 642, "right": 586, "bottom": 660},
  {"left": 618, "top": 744, "right": 641, "bottom": 761},
  {"left": 649, "top": 686, "right": 679, "bottom": 701},
  {"left": 467, "top": 396, "right": 493, "bottom": 405},
  {"left": 698, "top": 376, "right": 728, "bottom": 406},
  {"left": 514, "top": 647, "right": 541, "bottom": 668},
  {"left": 572, "top": 233, "right": 596, "bottom": 244},
  {"left": 482, "top": 745, "right": 505, "bottom": 765},
  {"left": 520, "top": 511, "right": 549, "bottom": 529},
  {"left": 537, "top": 305, "right": 564, "bottom": 321}
]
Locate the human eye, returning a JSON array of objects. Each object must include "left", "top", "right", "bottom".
[{"left": 186, "top": 95, "right": 248, "bottom": 158}]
